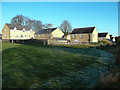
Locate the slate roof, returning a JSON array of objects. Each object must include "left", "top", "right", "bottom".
[
  {"left": 70, "top": 27, "right": 95, "bottom": 34},
  {"left": 110, "top": 35, "right": 112, "bottom": 37},
  {"left": 6, "top": 23, "right": 31, "bottom": 31},
  {"left": 98, "top": 33, "right": 108, "bottom": 37},
  {"left": 35, "top": 28, "right": 57, "bottom": 34}
]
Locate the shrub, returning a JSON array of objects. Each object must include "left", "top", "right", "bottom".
[{"left": 99, "top": 41, "right": 110, "bottom": 44}]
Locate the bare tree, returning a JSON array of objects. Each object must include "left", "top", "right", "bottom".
[
  {"left": 31, "top": 20, "right": 44, "bottom": 33},
  {"left": 59, "top": 20, "right": 72, "bottom": 36},
  {"left": 44, "top": 23, "right": 53, "bottom": 29},
  {"left": 10, "top": 15, "right": 44, "bottom": 33},
  {"left": 11, "top": 15, "right": 25, "bottom": 25}
]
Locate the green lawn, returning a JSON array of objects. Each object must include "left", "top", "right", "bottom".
[{"left": 2, "top": 43, "right": 104, "bottom": 88}]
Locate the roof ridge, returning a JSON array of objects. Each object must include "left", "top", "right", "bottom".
[
  {"left": 98, "top": 32, "right": 108, "bottom": 34},
  {"left": 6, "top": 23, "right": 31, "bottom": 31},
  {"left": 74, "top": 27, "right": 95, "bottom": 29}
]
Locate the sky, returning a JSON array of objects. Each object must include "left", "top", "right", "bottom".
[{"left": 1, "top": 2, "right": 119, "bottom": 36}]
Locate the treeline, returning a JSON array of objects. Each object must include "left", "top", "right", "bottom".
[{"left": 10, "top": 15, "right": 72, "bottom": 36}]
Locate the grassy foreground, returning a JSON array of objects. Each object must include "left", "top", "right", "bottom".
[{"left": 2, "top": 43, "right": 101, "bottom": 88}]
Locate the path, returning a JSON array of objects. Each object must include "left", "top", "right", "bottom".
[
  {"left": 87, "top": 48, "right": 114, "bottom": 88},
  {"left": 52, "top": 47, "right": 114, "bottom": 88}
]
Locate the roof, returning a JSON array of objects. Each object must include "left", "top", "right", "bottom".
[
  {"left": 35, "top": 28, "right": 57, "bottom": 34},
  {"left": 70, "top": 27, "right": 95, "bottom": 34},
  {"left": 110, "top": 35, "right": 112, "bottom": 37},
  {"left": 6, "top": 23, "right": 31, "bottom": 31},
  {"left": 98, "top": 33, "right": 108, "bottom": 37}
]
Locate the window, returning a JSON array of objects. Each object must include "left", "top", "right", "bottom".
[
  {"left": 43, "top": 34, "right": 45, "bottom": 37},
  {"left": 25, "top": 35, "right": 26, "bottom": 37},
  {"left": 5, "top": 29, "right": 7, "bottom": 32},
  {"left": 16, "top": 35, "right": 19, "bottom": 38},
  {"left": 55, "top": 34, "right": 57, "bottom": 37},
  {"left": 47, "top": 34, "right": 49, "bottom": 37},
  {"left": 39, "top": 35, "right": 41, "bottom": 37},
  {"left": 30, "top": 29, "right": 33, "bottom": 32},
  {"left": 73, "top": 35, "right": 76, "bottom": 38},
  {"left": 21, "top": 35, "right": 23, "bottom": 37},
  {"left": 29, "top": 35, "right": 31, "bottom": 37},
  {"left": 14, "top": 27, "right": 17, "bottom": 30},
  {"left": 23, "top": 28, "right": 25, "bottom": 32},
  {"left": 35, "top": 35, "right": 37, "bottom": 37},
  {"left": 5, "top": 34, "right": 6, "bottom": 37},
  {"left": 80, "top": 34, "right": 83, "bottom": 38},
  {"left": 102, "top": 37, "right": 104, "bottom": 40}
]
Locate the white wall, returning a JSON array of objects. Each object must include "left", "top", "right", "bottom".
[
  {"left": 51, "top": 28, "right": 64, "bottom": 38},
  {"left": 10, "top": 29, "right": 35, "bottom": 40},
  {"left": 92, "top": 27, "right": 98, "bottom": 42}
]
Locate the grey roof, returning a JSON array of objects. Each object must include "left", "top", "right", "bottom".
[
  {"left": 35, "top": 28, "right": 57, "bottom": 34},
  {"left": 98, "top": 33, "right": 108, "bottom": 37},
  {"left": 71, "top": 27, "right": 95, "bottom": 34},
  {"left": 6, "top": 23, "right": 31, "bottom": 31}
]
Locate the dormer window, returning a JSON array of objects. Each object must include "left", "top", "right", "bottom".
[
  {"left": 30, "top": 29, "right": 33, "bottom": 32},
  {"left": 14, "top": 27, "right": 17, "bottom": 32},
  {"left": 22, "top": 28, "right": 25, "bottom": 32}
]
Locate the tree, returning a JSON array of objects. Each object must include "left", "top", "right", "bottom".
[
  {"left": 59, "top": 20, "right": 72, "bottom": 36},
  {"left": 44, "top": 23, "right": 53, "bottom": 29},
  {"left": 31, "top": 20, "right": 44, "bottom": 33},
  {"left": 11, "top": 15, "right": 25, "bottom": 25},
  {"left": 10, "top": 15, "right": 44, "bottom": 33}
]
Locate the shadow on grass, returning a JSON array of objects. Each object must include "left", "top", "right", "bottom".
[
  {"left": 22, "top": 43, "right": 100, "bottom": 58},
  {"left": 2, "top": 43, "right": 101, "bottom": 88}
]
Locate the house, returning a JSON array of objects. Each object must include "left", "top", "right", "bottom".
[
  {"left": 110, "top": 35, "right": 115, "bottom": 42},
  {"left": 2, "top": 23, "right": 35, "bottom": 40},
  {"left": 34, "top": 27, "right": 64, "bottom": 39},
  {"left": 70, "top": 27, "right": 98, "bottom": 42},
  {"left": 98, "top": 32, "right": 110, "bottom": 41}
]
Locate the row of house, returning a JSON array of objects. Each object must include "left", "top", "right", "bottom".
[{"left": 2, "top": 23, "right": 115, "bottom": 43}]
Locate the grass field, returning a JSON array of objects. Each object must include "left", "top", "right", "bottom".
[{"left": 2, "top": 43, "right": 113, "bottom": 88}]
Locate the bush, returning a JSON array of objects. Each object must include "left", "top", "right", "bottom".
[{"left": 99, "top": 41, "right": 110, "bottom": 44}]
